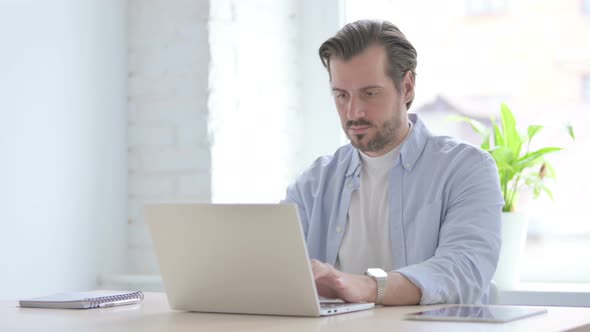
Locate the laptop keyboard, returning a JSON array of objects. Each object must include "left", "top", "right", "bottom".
[{"left": 320, "top": 302, "right": 354, "bottom": 309}]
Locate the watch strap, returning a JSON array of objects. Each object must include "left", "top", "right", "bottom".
[{"left": 365, "top": 268, "right": 387, "bottom": 305}]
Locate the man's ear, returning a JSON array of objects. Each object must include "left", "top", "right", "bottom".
[{"left": 401, "top": 71, "right": 415, "bottom": 104}]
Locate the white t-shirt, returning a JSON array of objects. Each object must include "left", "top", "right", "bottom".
[{"left": 335, "top": 124, "right": 412, "bottom": 274}]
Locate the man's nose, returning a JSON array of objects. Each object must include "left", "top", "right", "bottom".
[{"left": 346, "top": 96, "right": 366, "bottom": 120}]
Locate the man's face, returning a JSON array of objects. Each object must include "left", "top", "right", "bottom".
[{"left": 329, "top": 44, "right": 414, "bottom": 157}]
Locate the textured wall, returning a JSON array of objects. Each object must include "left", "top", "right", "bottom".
[{"left": 127, "top": 0, "right": 211, "bottom": 274}]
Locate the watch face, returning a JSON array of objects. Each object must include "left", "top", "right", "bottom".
[{"left": 367, "top": 268, "right": 387, "bottom": 278}]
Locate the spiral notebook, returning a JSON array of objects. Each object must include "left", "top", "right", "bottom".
[{"left": 19, "top": 291, "right": 144, "bottom": 309}]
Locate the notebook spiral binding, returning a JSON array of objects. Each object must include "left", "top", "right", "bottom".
[{"left": 84, "top": 292, "right": 144, "bottom": 309}]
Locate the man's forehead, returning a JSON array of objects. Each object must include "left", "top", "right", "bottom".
[
  {"left": 329, "top": 63, "right": 390, "bottom": 91},
  {"left": 330, "top": 75, "right": 390, "bottom": 91},
  {"left": 328, "top": 46, "right": 390, "bottom": 89}
]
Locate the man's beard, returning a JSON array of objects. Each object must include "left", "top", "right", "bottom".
[{"left": 345, "top": 116, "right": 400, "bottom": 153}]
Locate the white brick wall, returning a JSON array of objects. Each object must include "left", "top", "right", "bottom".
[
  {"left": 127, "top": 0, "right": 211, "bottom": 275},
  {"left": 123, "top": 0, "right": 341, "bottom": 280}
]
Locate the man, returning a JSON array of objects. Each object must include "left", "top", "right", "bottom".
[{"left": 284, "top": 19, "right": 504, "bottom": 305}]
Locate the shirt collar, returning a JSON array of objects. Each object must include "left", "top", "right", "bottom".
[
  {"left": 399, "top": 113, "right": 430, "bottom": 171},
  {"left": 345, "top": 113, "right": 430, "bottom": 177}
]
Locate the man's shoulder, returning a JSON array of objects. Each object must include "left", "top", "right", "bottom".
[
  {"left": 297, "top": 145, "right": 355, "bottom": 181},
  {"left": 409, "top": 114, "right": 491, "bottom": 165},
  {"left": 284, "top": 145, "right": 354, "bottom": 205},
  {"left": 425, "top": 133, "right": 490, "bottom": 162}
]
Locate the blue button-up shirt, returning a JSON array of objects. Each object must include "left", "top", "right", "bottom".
[{"left": 284, "top": 113, "right": 503, "bottom": 304}]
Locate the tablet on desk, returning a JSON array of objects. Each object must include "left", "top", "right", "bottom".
[{"left": 404, "top": 305, "right": 548, "bottom": 323}]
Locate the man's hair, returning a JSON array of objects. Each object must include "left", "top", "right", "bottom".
[{"left": 318, "top": 19, "right": 417, "bottom": 109}]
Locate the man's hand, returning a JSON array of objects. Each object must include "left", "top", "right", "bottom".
[{"left": 310, "top": 259, "right": 376, "bottom": 303}]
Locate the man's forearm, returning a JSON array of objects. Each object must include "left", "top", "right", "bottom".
[
  {"left": 364, "top": 272, "right": 422, "bottom": 305},
  {"left": 383, "top": 272, "right": 422, "bottom": 305},
  {"left": 311, "top": 259, "right": 423, "bottom": 305}
]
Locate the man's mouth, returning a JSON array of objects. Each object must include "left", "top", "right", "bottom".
[{"left": 348, "top": 125, "right": 371, "bottom": 135}]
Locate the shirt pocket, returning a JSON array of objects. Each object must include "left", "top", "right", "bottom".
[{"left": 405, "top": 199, "right": 443, "bottom": 264}]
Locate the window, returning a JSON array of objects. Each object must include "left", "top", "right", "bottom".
[
  {"left": 583, "top": 0, "right": 590, "bottom": 15},
  {"left": 345, "top": 0, "right": 590, "bottom": 283},
  {"left": 466, "top": 0, "right": 508, "bottom": 16},
  {"left": 583, "top": 75, "right": 590, "bottom": 101}
]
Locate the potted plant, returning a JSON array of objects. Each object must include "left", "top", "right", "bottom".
[{"left": 455, "top": 103, "right": 575, "bottom": 289}]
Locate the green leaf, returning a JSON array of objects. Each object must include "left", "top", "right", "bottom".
[
  {"left": 533, "top": 185, "right": 541, "bottom": 198},
  {"left": 493, "top": 123, "right": 505, "bottom": 147},
  {"left": 565, "top": 123, "right": 576, "bottom": 140},
  {"left": 542, "top": 186, "right": 555, "bottom": 201},
  {"left": 523, "top": 173, "right": 541, "bottom": 185},
  {"left": 500, "top": 103, "right": 522, "bottom": 157},
  {"left": 516, "top": 147, "right": 562, "bottom": 168},
  {"left": 447, "top": 115, "right": 489, "bottom": 137},
  {"left": 527, "top": 125, "right": 543, "bottom": 143},
  {"left": 496, "top": 161, "right": 516, "bottom": 175},
  {"left": 544, "top": 161, "right": 557, "bottom": 179},
  {"left": 481, "top": 132, "right": 491, "bottom": 151},
  {"left": 495, "top": 159, "right": 517, "bottom": 187},
  {"left": 490, "top": 146, "right": 515, "bottom": 166},
  {"left": 504, "top": 190, "right": 519, "bottom": 212}
]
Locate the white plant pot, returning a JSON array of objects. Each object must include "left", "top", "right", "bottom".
[{"left": 493, "top": 212, "right": 529, "bottom": 290}]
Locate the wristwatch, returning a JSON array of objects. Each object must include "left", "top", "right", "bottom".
[{"left": 365, "top": 268, "right": 387, "bottom": 305}]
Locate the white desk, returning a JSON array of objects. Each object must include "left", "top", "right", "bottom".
[{"left": 3, "top": 292, "right": 590, "bottom": 332}]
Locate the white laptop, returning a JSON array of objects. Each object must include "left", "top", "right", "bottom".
[{"left": 146, "top": 203, "right": 375, "bottom": 317}]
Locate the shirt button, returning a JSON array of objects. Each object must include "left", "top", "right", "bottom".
[
  {"left": 336, "top": 226, "right": 342, "bottom": 233},
  {"left": 405, "top": 163, "right": 411, "bottom": 168}
]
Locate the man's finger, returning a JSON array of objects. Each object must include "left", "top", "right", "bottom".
[
  {"left": 311, "top": 259, "right": 327, "bottom": 278},
  {"left": 311, "top": 259, "right": 335, "bottom": 280}
]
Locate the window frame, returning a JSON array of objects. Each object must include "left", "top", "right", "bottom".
[{"left": 582, "top": 74, "right": 590, "bottom": 101}]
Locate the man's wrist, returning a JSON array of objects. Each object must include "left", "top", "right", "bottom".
[
  {"left": 365, "top": 268, "right": 387, "bottom": 304},
  {"left": 363, "top": 274, "right": 378, "bottom": 303}
]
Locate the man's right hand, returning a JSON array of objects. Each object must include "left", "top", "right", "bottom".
[{"left": 310, "top": 259, "right": 376, "bottom": 303}]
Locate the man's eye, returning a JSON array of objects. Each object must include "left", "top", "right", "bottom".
[{"left": 366, "top": 90, "right": 379, "bottom": 97}]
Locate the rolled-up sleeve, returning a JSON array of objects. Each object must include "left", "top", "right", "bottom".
[{"left": 396, "top": 152, "right": 504, "bottom": 304}]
